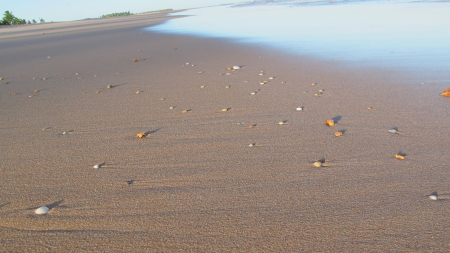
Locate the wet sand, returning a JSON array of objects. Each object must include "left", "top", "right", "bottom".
[{"left": 1, "top": 12, "right": 449, "bottom": 252}]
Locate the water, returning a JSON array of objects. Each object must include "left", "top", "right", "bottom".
[{"left": 147, "top": 0, "right": 450, "bottom": 82}]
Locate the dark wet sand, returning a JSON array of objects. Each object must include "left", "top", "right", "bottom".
[{"left": 1, "top": 12, "right": 449, "bottom": 252}]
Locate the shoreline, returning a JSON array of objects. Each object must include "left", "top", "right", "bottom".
[{"left": 1, "top": 12, "right": 449, "bottom": 252}]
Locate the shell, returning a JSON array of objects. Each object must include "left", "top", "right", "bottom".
[
  {"left": 278, "top": 121, "right": 287, "bottom": 125},
  {"left": 388, "top": 129, "right": 399, "bottom": 134},
  {"left": 34, "top": 89, "right": 39, "bottom": 93},
  {"left": 107, "top": 85, "right": 112, "bottom": 89},
  {"left": 35, "top": 206, "right": 50, "bottom": 215},
  {"left": 429, "top": 193, "right": 438, "bottom": 200},
  {"left": 225, "top": 86, "right": 231, "bottom": 89},
  {"left": 232, "top": 66, "right": 241, "bottom": 70},
  {"left": 93, "top": 163, "right": 102, "bottom": 169},
  {"left": 395, "top": 154, "right": 405, "bottom": 160},
  {"left": 136, "top": 91, "right": 141, "bottom": 94},
  {"left": 296, "top": 107, "right": 303, "bottom": 111},
  {"left": 324, "top": 120, "right": 335, "bottom": 127},
  {"left": 313, "top": 161, "right": 323, "bottom": 168},
  {"left": 136, "top": 132, "right": 147, "bottom": 138},
  {"left": 440, "top": 88, "right": 450, "bottom": 97},
  {"left": 222, "top": 108, "right": 230, "bottom": 112},
  {"left": 133, "top": 58, "right": 138, "bottom": 62},
  {"left": 248, "top": 143, "right": 255, "bottom": 147},
  {"left": 334, "top": 131, "right": 343, "bottom": 137}
]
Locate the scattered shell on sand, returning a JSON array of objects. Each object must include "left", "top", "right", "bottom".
[
  {"left": 440, "top": 88, "right": 450, "bottom": 97},
  {"left": 334, "top": 131, "right": 343, "bottom": 137},
  {"left": 0, "top": 77, "right": 3, "bottom": 80},
  {"left": 314, "top": 93, "right": 322, "bottom": 97},
  {"left": 133, "top": 58, "right": 138, "bottom": 62},
  {"left": 232, "top": 66, "right": 241, "bottom": 70},
  {"left": 136, "top": 132, "right": 147, "bottom": 138},
  {"left": 42, "top": 78, "right": 46, "bottom": 80},
  {"left": 34, "top": 89, "right": 39, "bottom": 93},
  {"left": 182, "top": 109, "right": 190, "bottom": 113},
  {"left": 260, "top": 81, "right": 268, "bottom": 85},
  {"left": 169, "top": 106, "right": 176, "bottom": 110},
  {"left": 160, "top": 98, "right": 166, "bottom": 101},
  {"left": 136, "top": 91, "right": 142, "bottom": 94},
  {"left": 95, "top": 91, "right": 100, "bottom": 94},
  {"left": 251, "top": 91, "right": 257, "bottom": 95},
  {"left": 227, "top": 67, "right": 232, "bottom": 71},
  {"left": 428, "top": 192, "right": 438, "bottom": 200},
  {"left": 388, "top": 128, "right": 401, "bottom": 134},
  {"left": 11, "top": 92, "right": 16, "bottom": 95},
  {"left": 248, "top": 124, "right": 256, "bottom": 128},
  {"left": 269, "top": 77, "right": 274, "bottom": 80},
  {"left": 226, "top": 73, "right": 231, "bottom": 76},
  {"left": 248, "top": 143, "right": 256, "bottom": 147},
  {"left": 93, "top": 163, "right": 104, "bottom": 169},
  {"left": 278, "top": 121, "right": 288, "bottom": 125},
  {"left": 62, "top": 131, "right": 69, "bottom": 135},
  {"left": 28, "top": 95, "right": 33, "bottom": 98},
  {"left": 296, "top": 107, "right": 304, "bottom": 111},
  {"left": 367, "top": 107, "right": 373, "bottom": 110},
  {"left": 35, "top": 206, "right": 50, "bottom": 215},
  {"left": 324, "top": 120, "right": 335, "bottom": 127},
  {"left": 225, "top": 86, "right": 231, "bottom": 89},
  {"left": 311, "top": 83, "right": 317, "bottom": 86},
  {"left": 200, "top": 85, "right": 206, "bottom": 88},
  {"left": 319, "top": 89, "right": 325, "bottom": 92},
  {"left": 313, "top": 161, "right": 323, "bottom": 168},
  {"left": 222, "top": 108, "right": 230, "bottom": 112},
  {"left": 395, "top": 153, "right": 405, "bottom": 160},
  {"left": 75, "top": 73, "right": 79, "bottom": 75}
]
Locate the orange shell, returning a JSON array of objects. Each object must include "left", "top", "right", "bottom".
[
  {"left": 440, "top": 88, "right": 450, "bottom": 97},
  {"left": 395, "top": 154, "right": 405, "bottom": 160},
  {"left": 136, "top": 132, "right": 147, "bottom": 138},
  {"left": 334, "top": 131, "right": 343, "bottom": 137},
  {"left": 133, "top": 58, "right": 138, "bottom": 62},
  {"left": 324, "top": 120, "right": 335, "bottom": 127}
]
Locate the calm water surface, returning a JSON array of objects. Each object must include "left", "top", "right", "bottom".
[{"left": 148, "top": 0, "right": 450, "bottom": 82}]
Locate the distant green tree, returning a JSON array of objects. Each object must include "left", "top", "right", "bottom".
[
  {"left": 3, "top": 10, "right": 14, "bottom": 25},
  {"left": 27, "top": 20, "right": 31, "bottom": 24},
  {"left": 32, "top": 19, "right": 37, "bottom": 24},
  {"left": 39, "top": 18, "right": 45, "bottom": 23}
]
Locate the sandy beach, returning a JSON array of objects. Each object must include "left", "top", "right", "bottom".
[{"left": 1, "top": 11, "right": 449, "bottom": 252}]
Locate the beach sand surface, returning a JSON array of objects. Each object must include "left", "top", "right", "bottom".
[{"left": 1, "top": 12, "right": 449, "bottom": 252}]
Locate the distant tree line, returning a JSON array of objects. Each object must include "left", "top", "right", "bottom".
[
  {"left": 1, "top": 10, "right": 44, "bottom": 25},
  {"left": 99, "top": 9, "right": 173, "bottom": 19},
  {"left": 100, "top": 11, "right": 133, "bottom": 18}
]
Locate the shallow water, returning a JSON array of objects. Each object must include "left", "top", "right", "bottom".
[{"left": 148, "top": 0, "right": 450, "bottom": 82}]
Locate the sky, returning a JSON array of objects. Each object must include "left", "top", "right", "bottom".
[{"left": 0, "top": 0, "right": 236, "bottom": 22}]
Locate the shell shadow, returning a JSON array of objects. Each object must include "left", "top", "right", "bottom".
[
  {"left": 339, "top": 129, "right": 347, "bottom": 134},
  {"left": 332, "top": 115, "right": 342, "bottom": 123},
  {"left": 47, "top": 200, "right": 64, "bottom": 210},
  {"left": 144, "top": 128, "right": 162, "bottom": 135},
  {"left": 318, "top": 158, "right": 326, "bottom": 163},
  {"left": 111, "top": 83, "right": 128, "bottom": 88}
]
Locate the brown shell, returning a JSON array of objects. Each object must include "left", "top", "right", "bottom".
[
  {"left": 440, "top": 88, "right": 450, "bottom": 97},
  {"left": 334, "top": 131, "right": 343, "bottom": 137},
  {"left": 324, "top": 120, "right": 335, "bottom": 127},
  {"left": 395, "top": 154, "right": 405, "bottom": 160},
  {"left": 133, "top": 58, "right": 138, "bottom": 62},
  {"left": 136, "top": 132, "right": 147, "bottom": 138},
  {"left": 313, "top": 161, "right": 323, "bottom": 168}
]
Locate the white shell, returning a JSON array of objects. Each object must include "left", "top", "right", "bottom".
[
  {"left": 429, "top": 195, "right": 438, "bottom": 200},
  {"left": 296, "top": 107, "right": 303, "bottom": 111},
  {"left": 232, "top": 66, "right": 241, "bottom": 70},
  {"left": 93, "top": 163, "right": 102, "bottom": 169},
  {"left": 388, "top": 129, "right": 398, "bottom": 134},
  {"left": 35, "top": 206, "right": 49, "bottom": 215},
  {"left": 248, "top": 143, "right": 255, "bottom": 147}
]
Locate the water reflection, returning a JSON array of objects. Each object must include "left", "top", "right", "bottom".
[{"left": 148, "top": 1, "right": 450, "bottom": 80}]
